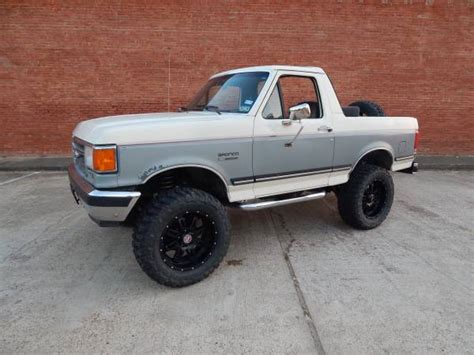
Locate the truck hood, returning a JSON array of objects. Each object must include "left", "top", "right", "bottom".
[{"left": 73, "top": 111, "right": 250, "bottom": 145}]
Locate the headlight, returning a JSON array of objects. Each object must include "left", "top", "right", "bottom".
[{"left": 85, "top": 145, "right": 117, "bottom": 173}]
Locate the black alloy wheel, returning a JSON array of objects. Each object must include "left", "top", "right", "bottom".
[
  {"left": 337, "top": 163, "right": 394, "bottom": 230},
  {"left": 159, "top": 211, "right": 217, "bottom": 272},
  {"left": 132, "top": 187, "right": 231, "bottom": 287},
  {"left": 361, "top": 180, "right": 387, "bottom": 218}
]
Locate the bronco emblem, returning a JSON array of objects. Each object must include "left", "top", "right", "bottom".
[{"left": 218, "top": 152, "right": 239, "bottom": 161}]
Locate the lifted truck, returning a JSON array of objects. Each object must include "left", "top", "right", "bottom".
[{"left": 69, "top": 65, "right": 419, "bottom": 287}]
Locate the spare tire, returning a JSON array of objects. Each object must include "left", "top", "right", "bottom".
[{"left": 349, "top": 100, "right": 385, "bottom": 116}]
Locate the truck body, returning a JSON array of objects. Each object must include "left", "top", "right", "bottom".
[{"left": 69, "top": 65, "right": 418, "bottom": 286}]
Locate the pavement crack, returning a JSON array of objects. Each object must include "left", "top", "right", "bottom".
[{"left": 269, "top": 210, "right": 326, "bottom": 355}]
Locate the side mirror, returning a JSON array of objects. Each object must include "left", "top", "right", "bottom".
[{"left": 289, "top": 103, "right": 311, "bottom": 121}]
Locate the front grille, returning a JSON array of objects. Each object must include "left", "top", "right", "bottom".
[{"left": 72, "top": 138, "right": 86, "bottom": 174}]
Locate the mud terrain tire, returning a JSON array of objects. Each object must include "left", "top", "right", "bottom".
[
  {"left": 337, "top": 164, "right": 394, "bottom": 230},
  {"left": 133, "top": 187, "right": 231, "bottom": 287}
]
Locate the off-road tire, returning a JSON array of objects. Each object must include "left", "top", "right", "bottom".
[
  {"left": 132, "top": 187, "right": 231, "bottom": 287},
  {"left": 349, "top": 100, "right": 385, "bottom": 116},
  {"left": 337, "top": 164, "right": 394, "bottom": 230}
]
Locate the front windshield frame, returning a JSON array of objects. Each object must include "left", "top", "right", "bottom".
[{"left": 186, "top": 71, "right": 270, "bottom": 114}]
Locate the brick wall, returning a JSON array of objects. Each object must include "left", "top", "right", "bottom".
[{"left": 1, "top": 0, "right": 473, "bottom": 155}]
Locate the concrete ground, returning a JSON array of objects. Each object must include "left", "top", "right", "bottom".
[{"left": 0, "top": 171, "right": 472, "bottom": 354}]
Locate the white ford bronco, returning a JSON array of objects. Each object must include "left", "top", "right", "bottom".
[{"left": 69, "top": 65, "right": 419, "bottom": 287}]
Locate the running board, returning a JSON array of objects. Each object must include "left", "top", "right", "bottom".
[{"left": 235, "top": 191, "right": 326, "bottom": 211}]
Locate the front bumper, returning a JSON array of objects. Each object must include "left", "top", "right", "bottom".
[{"left": 68, "top": 164, "right": 141, "bottom": 226}]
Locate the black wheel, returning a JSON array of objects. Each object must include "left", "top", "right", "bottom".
[
  {"left": 337, "top": 164, "right": 394, "bottom": 230},
  {"left": 132, "top": 187, "right": 231, "bottom": 287},
  {"left": 349, "top": 100, "right": 385, "bottom": 116}
]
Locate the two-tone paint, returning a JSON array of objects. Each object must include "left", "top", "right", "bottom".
[{"left": 71, "top": 65, "right": 418, "bottom": 222}]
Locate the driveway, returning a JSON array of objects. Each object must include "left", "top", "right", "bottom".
[{"left": 0, "top": 170, "right": 472, "bottom": 354}]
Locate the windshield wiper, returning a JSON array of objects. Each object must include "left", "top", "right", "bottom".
[{"left": 204, "top": 105, "right": 221, "bottom": 115}]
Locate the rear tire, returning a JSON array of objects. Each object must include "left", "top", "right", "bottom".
[
  {"left": 132, "top": 187, "right": 231, "bottom": 287},
  {"left": 349, "top": 100, "right": 385, "bottom": 116},
  {"left": 337, "top": 164, "right": 394, "bottom": 230}
]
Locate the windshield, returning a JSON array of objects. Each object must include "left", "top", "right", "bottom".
[{"left": 186, "top": 72, "right": 269, "bottom": 114}]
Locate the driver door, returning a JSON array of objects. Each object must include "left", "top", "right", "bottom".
[{"left": 252, "top": 73, "right": 334, "bottom": 197}]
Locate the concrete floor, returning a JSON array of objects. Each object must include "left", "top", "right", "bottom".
[{"left": 0, "top": 171, "right": 472, "bottom": 354}]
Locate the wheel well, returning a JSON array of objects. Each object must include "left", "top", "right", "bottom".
[
  {"left": 139, "top": 167, "right": 229, "bottom": 203},
  {"left": 354, "top": 149, "right": 393, "bottom": 171}
]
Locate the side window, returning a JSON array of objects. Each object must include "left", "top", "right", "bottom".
[
  {"left": 278, "top": 76, "right": 321, "bottom": 119},
  {"left": 262, "top": 86, "right": 283, "bottom": 119}
]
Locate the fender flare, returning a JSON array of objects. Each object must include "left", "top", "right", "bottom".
[
  {"left": 351, "top": 146, "right": 395, "bottom": 173},
  {"left": 142, "top": 163, "right": 231, "bottom": 197}
]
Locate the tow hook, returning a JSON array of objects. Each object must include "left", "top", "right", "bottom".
[{"left": 70, "top": 185, "right": 80, "bottom": 204}]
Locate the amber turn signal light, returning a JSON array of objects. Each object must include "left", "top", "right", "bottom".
[{"left": 93, "top": 147, "right": 117, "bottom": 172}]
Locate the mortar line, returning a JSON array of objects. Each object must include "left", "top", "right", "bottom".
[
  {"left": 269, "top": 210, "right": 326, "bottom": 355},
  {"left": 0, "top": 172, "right": 40, "bottom": 186}
]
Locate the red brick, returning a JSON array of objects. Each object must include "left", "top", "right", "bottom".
[{"left": 0, "top": 0, "right": 473, "bottom": 155}]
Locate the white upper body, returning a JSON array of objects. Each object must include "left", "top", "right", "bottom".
[
  {"left": 74, "top": 65, "right": 418, "bottom": 146},
  {"left": 73, "top": 65, "right": 418, "bottom": 201}
]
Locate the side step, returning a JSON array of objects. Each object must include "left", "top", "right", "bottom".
[{"left": 235, "top": 191, "right": 326, "bottom": 211}]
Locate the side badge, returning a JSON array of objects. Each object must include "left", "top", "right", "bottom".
[{"left": 218, "top": 152, "right": 239, "bottom": 161}]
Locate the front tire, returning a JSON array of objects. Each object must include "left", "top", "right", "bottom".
[
  {"left": 132, "top": 187, "right": 231, "bottom": 287},
  {"left": 337, "top": 164, "right": 394, "bottom": 230}
]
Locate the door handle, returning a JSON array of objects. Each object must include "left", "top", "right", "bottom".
[{"left": 318, "top": 125, "right": 333, "bottom": 132}]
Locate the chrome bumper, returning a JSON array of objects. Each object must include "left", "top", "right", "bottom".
[{"left": 68, "top": 164, "right": 141, "bottom": 226}]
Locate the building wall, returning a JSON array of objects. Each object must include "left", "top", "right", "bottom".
[{"left": 1, "top": 0, "right": 473, "bottom": 155}]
